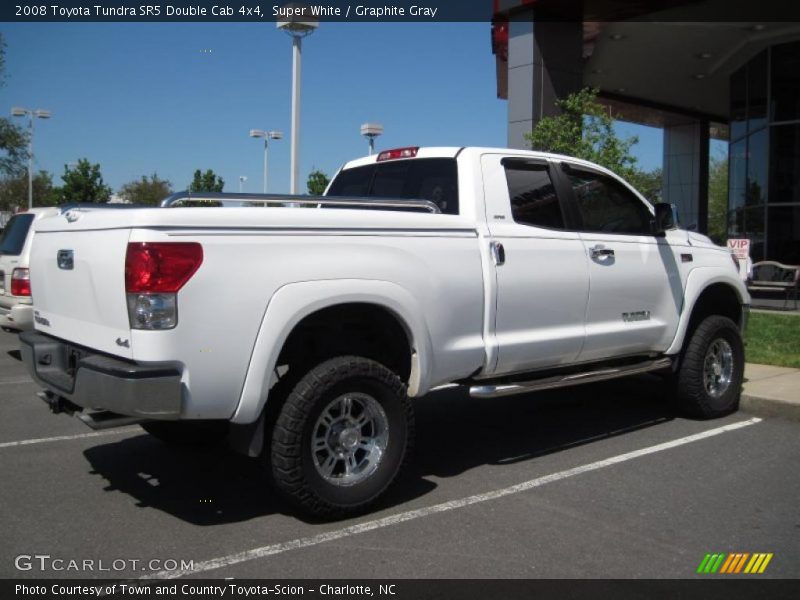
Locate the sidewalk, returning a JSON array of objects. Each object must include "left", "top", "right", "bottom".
[{"left": 741, "top": 363, "right": 800, "bottom": 421}]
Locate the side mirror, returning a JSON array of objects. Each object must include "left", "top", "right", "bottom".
[{"left": 653, "top": 202, "right": 679, "bottom": 235}]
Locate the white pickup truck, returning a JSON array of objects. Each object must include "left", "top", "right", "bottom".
[{"left": 20, "top": 146, "right": 749, "bottom": 517}]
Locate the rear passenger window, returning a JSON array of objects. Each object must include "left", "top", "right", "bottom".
[
  {"left": 567, "top": 169, "right": 652, "bottom": 235},
  {"left": 504, "top": 164, "right": 564, "bottom": 229}
]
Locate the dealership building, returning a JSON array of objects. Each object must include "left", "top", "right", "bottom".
[{"left": 491, "top": 0, "right": 800, "bottom": 264}]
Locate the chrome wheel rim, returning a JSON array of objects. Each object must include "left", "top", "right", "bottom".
[
  {"left": 703, "top": 338, "right": 734, "bottom": 398},
  {"left": 311, "top": 392, "right": 389, "bottom": 487}
]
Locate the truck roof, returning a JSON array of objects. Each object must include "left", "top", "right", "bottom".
[{"left": 340, "top": 146, "right": 623, "bottom": 178}]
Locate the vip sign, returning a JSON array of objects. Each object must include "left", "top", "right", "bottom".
[{"left": 727, "top": 238, "right": 752, "bottom": 280}]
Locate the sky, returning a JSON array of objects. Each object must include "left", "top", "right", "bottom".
[{"left": 1, "top": 22, "right": 693, "bottom": 195}]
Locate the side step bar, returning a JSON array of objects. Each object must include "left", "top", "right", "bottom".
[{"left": 469, "top": 357, "right": 673, "bottom": 399}]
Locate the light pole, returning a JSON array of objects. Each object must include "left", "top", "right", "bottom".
[
  {"left": 361, "top": 123, "right": 384, "bottom": 156},
  {"left": 239, "top": 175, "right": 248, "bottom": 193},
  {"left": 249, "top": 129, "right": 283, "bottom": 193},
  {"left": 11, "top": 106, "right": 51, "bottom": 210},
  {"left": 277, "top": 4, "right": 319, "bottom": 194}
]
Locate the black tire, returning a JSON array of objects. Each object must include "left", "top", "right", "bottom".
[
  {"left": 141, "top": 420, "right": 229, "bottom": 445},
  {"left": 673, "top": 315, "right": 744, "bottom": 418},
  {"left": 269, "top": 356, "right": 414, "bottom": 518}
]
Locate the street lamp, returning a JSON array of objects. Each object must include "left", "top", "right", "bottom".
[
  {"left": 11, "top": 106, "right": 51, "bottom": 210},
  {"left": 277, "top": 3, "right": 319, "bottom": 194},
  {"left": 361, "top": 123, "right": 384, "bottom": 156},
  {"left": 249, "top": 129, "right": 283, "bottom": 193},
  {"left": 239, "top": 175, "right": 248, "bottom": 193}
]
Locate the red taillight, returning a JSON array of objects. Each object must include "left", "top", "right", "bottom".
[
  {"left": 376, "top": 147, "right": 419, "bottom": 162},
  {"left": 125, "top": 242, "right": 203, "bottom": 293},
  {"left": 11, "top": 268, "right": 31, "bottom": 297}
]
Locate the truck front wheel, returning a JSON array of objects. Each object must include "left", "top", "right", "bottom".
[
  {"left": 673, "top": 315, "right": 745, "bottom": 418},
  {"left": 269, "top": 356, "right": 414, "bottom": 518}
]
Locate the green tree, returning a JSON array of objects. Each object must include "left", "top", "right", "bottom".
[
  {"left": 0, "top": 118, "right": 28, "bottom": 178},
  {"left": 60, "top": 159, "right": 112, "bottom": 204},
  {"left": 306, "top": 168, "right": 330, "bottom": 196},
  {"left": 0, "top": 33, "right": 29, "bottom": 178},
  {"left": 119, "top": 173, "right": 172, "bottom": 206},
  {"left": 0, "top": 31, "right": 6, "bottom": 87},
  {"left": 525, "top": 88, "right": 641, "bottom": 181},
  {"left": 707, "top": 154, "right": 729, "bottom": 244},
  {"left": 0, "top": 170, "right": 59, "bottom": 211},
  {"left": 524, "top": 88, "right": 670, "bottom": 202},
  {"left": 188, "top": 169, "right": 224, "bottom": 193}
]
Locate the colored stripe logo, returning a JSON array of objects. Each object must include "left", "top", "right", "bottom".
[{"left": 697, "top": 553, "right": 773, "bottom": 574}]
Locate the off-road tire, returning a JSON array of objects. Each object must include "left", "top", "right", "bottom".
[
  {"left": 141, "top": 420, "right": 229, "bottom": 445},
  {"left": 269, "top": 356, "right": 414, "bottom": 518},
  {"left": 673, "top": 315, "right": 744, "bottom": 418}
]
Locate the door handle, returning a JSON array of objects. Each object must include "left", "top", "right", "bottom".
[
  {"left": 490, "top": 242, "right": 505, "bottom": 266},
  {"left": 590, "top": 245, "right": 615, "bottom": 259}
]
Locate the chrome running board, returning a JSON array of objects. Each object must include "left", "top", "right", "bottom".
[{"left": 469, "top": 357, "right": 673, "bottom": 399}]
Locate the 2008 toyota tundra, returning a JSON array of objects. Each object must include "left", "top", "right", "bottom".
[{"left": 20, "top": 147, "right": 749, "bottom": 517}]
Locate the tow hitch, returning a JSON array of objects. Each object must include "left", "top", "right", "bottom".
[{"left": 37, "top": 391, "right": 80, "bottom": 415}]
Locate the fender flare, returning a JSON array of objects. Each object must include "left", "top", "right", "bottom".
[
  {"left": 665, "top": 267, "right": 748, "bottom": 356},
  {"left": 230, "top": 279, "right": 434, "bottom": 425}
]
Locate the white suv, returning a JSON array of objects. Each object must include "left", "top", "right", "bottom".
[{"left": 0, "top": 207, "right": 60, "bottom": 332}]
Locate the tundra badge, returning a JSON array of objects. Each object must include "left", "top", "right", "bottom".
[{"left": 622, "top": 310, "right": 651, "bottom": 322}]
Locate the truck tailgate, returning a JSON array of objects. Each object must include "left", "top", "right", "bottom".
[{"left": 29, "top": 227, "right": 133, "bottom": 359}]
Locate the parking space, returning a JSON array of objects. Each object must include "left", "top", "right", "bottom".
[{"left": 1, "top": 328, "right": 798, "bottom": 580}]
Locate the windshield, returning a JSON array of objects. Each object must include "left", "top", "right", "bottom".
[
  {"left": 327, "top": 158, "right": 459, "bottom": 215},
  {"left": 0, "top": 214, "right": 35, "bottom": 256}
]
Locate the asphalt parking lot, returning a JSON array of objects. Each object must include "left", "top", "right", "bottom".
[{"left": 1, "top": 327, "right": 799, "bottom": 581}]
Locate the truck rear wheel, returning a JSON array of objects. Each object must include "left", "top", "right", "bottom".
[
  {"left": 673, "top": 315, "right": 744, "bottom": 418},
  {"left": 269, "top": 356, "right": 413, "bottom": 518}
]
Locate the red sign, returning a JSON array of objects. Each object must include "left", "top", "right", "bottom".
[{"left": 727, "top": 238, "right": 751, "bottom": 261}]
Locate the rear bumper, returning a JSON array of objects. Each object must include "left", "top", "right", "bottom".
[
  {"left": 19, "top": 330, "right": 183, "bottom": 419},
  {"left": 0, "top": 302, "right": 33, "bottom": 331}
]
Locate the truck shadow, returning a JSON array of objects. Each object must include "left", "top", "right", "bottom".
[
  {"left": 82, "top": 374, "right": 674, "bottom": 525},
  {"left": 407, "top": 374, "right": 674, "bottom": 480}
]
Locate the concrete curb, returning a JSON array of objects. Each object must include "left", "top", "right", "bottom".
[
  {"left": 741, "top": 393, "right": 800, "bottom": 422},
  {"left": 739, "top": 363, "right": 800, "bottom": 422}
]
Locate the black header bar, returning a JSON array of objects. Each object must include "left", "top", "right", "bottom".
[{"left": 4, "top": 0, "right": 800, "bottom": 23}]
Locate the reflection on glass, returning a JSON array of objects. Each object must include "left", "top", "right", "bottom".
[
  {"left": 743, "top": 207, "right": 766, "bottom": 262},
  {"left": 747, "top": 50, "right": 768, "bottom": 132},
  {"left": 730, "top": 66, "right": 748, "bottom": 140},
  {"left": 771, "top": 41, "right": 800, "bottom": 123},
  {"left": 746, "top": 128, "right": 768, "bottom": 206},
  {"left": 769, "top": 124, "right": 800, "bottom": 204},
  {"left": 767, "top": 206, "right": 800, "bottom": 264},
  {"left": 728, "top": 208, "right": 745, "bottom": 237},
  {"left": 729, "top": 140, "right": 747, "bottom": 210}
]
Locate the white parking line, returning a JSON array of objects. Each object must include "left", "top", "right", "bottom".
[
  {"left": 0, "top": 428, "right": 141, "bottom": 449},
  {"left": 144, "top": 416, "right": 763, "bottom": 579},
  {"left": 0, "top": 377, "right": 34, "bottom": 385}
]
